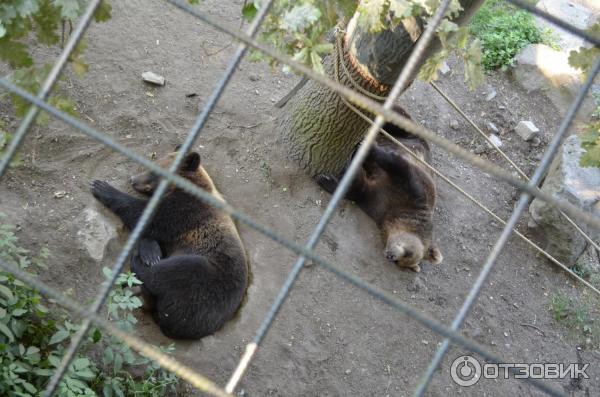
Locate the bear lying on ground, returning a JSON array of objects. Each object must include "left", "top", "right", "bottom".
[
  {"left": 91, "top": 149, "right": 248, "bottom": 339},
  {"left": 315, "top": 107, "right": 442, "bottom": 272}
]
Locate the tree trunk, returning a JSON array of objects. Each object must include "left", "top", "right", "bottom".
[{"left": 279, "top": 0, "right": 484, "bottom": 177}]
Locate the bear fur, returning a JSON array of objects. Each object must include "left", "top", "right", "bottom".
[
  {"left": 91, "top": 149, "right": 247, "bottom": 339},
  {"left": 315, "top": 107, "right": 442, "bottom": 272}
]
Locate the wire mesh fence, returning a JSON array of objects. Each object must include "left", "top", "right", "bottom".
[{"left": 0, "top": 0, "right": 598, "bottom": 396}]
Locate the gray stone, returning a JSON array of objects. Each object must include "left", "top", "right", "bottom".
[
  {"left": 512, "top": 44, "right": 595, "bottom": 120},
  {"left": 488, "top": 134, "right": 503, "bottom": 148},
  {"left": 485, "top": 89, "right": 497, "bottom": 101},
  {"left": 515, "top": 120, "right": 540, "bottom": 141},
  {"left": 76, "top": 207, "right": 118, "bottom": 262},
  {"left": 529, "top": 135, "right": 600, "bottom": 266},
  {"left": 535, "top": 0, "right": 599, "bottom": 52},
  {"left": 439, "top": 61, "right": 450, "bottom": 75},
  {"left": 488, "top": 121, "right": 499, "bottom": 133},
  {"left": 142, "top": 71, "right": 165, "bottom": 86},
  {"left": 449, "top": 119, "right": 459, "bottom": 130}
]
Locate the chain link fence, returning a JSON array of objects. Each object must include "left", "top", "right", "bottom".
[{"left": 0, "top": 0, "right": 599, "bottom": 396}]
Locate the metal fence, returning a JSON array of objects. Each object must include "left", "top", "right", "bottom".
[{"left": 0, "top": 0, "right": 598, "bottom": 396}]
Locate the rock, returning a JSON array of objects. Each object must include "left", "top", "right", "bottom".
[
  {"left": 515, "top": 120, "right": 540, "bottom": 141},
  {"left": 248, "top": 74, "right": 260, "bottom": 81},
  {"left": 485, "top": 89, "right": 497, "bottom": 101},
  {"left": 449, "top": 119, "right": 460, "bottom": 130},
  {"left": 534, "top": 0, "right": 599, "bottom": 52},
  {"left": 76, "top": 207, "right": 118, "bottom": 262},
  {"left": 488, "top": 134, "right": 503, "bottom": 148},
  {"left": 512, "top": 44, "right": 595, "bottom": 120},
  {"left": 142, "top": 71, "right": 165, "bottom": 86},
  {"left": 529, "top": 134, "right": 600, "bottom": 266},
  {"left": 439, "top": 61, "right": 450, "bottom": 75},
  {"left": 488, "top": 121, "right": 499, "bottom": 133}
]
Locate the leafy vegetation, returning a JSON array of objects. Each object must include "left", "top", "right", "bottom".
[
  {"left": 0, "top": 213, "right": 180, "bottom": 397},
  {"left": 241, "top": 0, "right": 484, "bottom": 89},
  {"left": 469, "top": 0, "right": 554, "bottom": 70},
  {"left": 550, "top": 291, "right": 600, "bottom": 349}
]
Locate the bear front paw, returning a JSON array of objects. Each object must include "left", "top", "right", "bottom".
[
  {"left": 90, "top": 180, "right": 118, "bottom": 202},
  {"left": 314, "top": 174, "right": 339, "bottom": 194}
]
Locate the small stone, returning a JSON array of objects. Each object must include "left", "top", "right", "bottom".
[
  {"left": 53, "top": 190, "right": 67, "bottom": 198},
  {"left": 439, "top": 61, "right": 450, "bottom": 75},
  {"left": 499, "top": 105, "right": 506, "bottom": 110},
  {"left": 488, "top": 122, "right": 499, "bottom": 133},
  {"left": 488, "top": 134, "right": 503, "bottom": 148},
  {"left": 142, "top": 71, "right": 165, "bottom": 86},
  {"left": 515, "top": 120, "right": 540, "bottom": 141},
  {"left": 345, "top": 369, "right": 351, "bottom": 375},
  {"left": 422, "top": 340, "right": 429, "bottom": 345},
  {"left": 249, "top": 74, "right": 260, "bottom": 81},
  {"left": 449, "top": 119, "right": 460, "bottom": 130},
  {"left": 76, "top": 207, "right": 118, "bottom": 262},
  {"left": 485, "top": 89, "right": 497, "bottom": 101},
  {"left": 531, "top": 137, "right": 542, "bottom": 147},
  {"left": 474, "top": 145, "right": 486, "bottom": 155}
]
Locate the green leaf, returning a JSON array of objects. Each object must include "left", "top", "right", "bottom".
[
  {"left": 92, "top": 327, "right": 102, "bottom": 343},
  {"left": 389, "top": 0, "right": 412, "bottom": 19},
  {"left": 0, "top": 321, "right": 15, "bottom": 342},
  {"left": 357, "top": 0, "right": 388, "bottom": 33},
  {"left": 16, "top": 0, "right": 41, "bottom": 17},
  {"left": 0, "top": 38, "right": 32, "bottom": 68},
  {"left": 0, "top": 284, "right": 14, "bottom": 300},
  {"left": 241, "top": 2, "right": 257, "bottom": 22},
  {"left": 54, "top": 0, "right": 81, "bottom": 20},
  {"left": 94, "top": 0, "right": 112, "bottom": 22},
  {"left": 49, "top": 329, "right": 69, "bottom": 345}
]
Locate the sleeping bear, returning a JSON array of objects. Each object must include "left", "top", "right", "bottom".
[
  {"left": 315, "top": 107, "right": 442, "bottom": 272},
  {"left": 91, "top": 148, "right": 248, "bottom": 339}
]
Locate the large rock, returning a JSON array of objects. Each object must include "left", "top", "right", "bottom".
[
  {"left": 535, "top": 0, "right": 600, "bottom": 52},
  {"left": 512, "top": 44, "right": 595, "bottom": 120},
  {"left": 529, "top": 134, "right": 600, "bottom": 266},
  {"left": 76, "top": 207, "right": 119, "bottom": 262}
]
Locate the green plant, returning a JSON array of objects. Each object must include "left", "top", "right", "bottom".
[
  {"left": 550, "top": 292, "right": 600, "bottom": 348},
  {"left": 240, "top": 0, "right": 484, "bottom": 88},
  {"left": 469, "top": 0, "right": 553, "bottom": 70},
  {"left": 0, "top": 213, "right": 180, "bottom": 396}
]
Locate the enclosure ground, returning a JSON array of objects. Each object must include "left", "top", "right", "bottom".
[{"left": 0, "top": 0, "right": 598, "bottom": 396}]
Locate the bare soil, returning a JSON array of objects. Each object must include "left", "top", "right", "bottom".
[{"left": 1, "top": 1, "right": 598, "bottom": 396}]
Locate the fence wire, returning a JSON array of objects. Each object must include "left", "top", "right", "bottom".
[{"left": 0, "top": 1, "right": 598, "bottom": 396}]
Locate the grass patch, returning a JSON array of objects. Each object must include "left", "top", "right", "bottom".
[
  {"left": 550, "top": 292, "right": 600, "bottom": 348},
  {"left": 470, "top": 0, "right": 555, "bottom": 70}
]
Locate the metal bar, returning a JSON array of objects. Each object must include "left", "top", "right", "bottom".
[
  {"left": 506, "top": 0, "right": 600, "bottom": 47},
  {"left": 0, "top": 77, "right": 565, "bottom": 395},
  {"left": 0, "top": 1, "right": 103, "bottom": 178},
  {"left": 41, "top": 2, "right": 273, "bottom": 395},
  {"left": 0, "top": 259, "right": 231, "bottom": 397},
  {"left": 225, "top": 1, "right": 452, "bottom": 393},
  {"left": 165, "top": 0, "right": 600, "bottom": 232},
  {"left": 414, "top": 55, "right": 600, "bottom": 397}
]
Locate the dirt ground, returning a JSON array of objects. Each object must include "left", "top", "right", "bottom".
[{"left": 1, "top": 0, "right": 599, "bottom": 396}]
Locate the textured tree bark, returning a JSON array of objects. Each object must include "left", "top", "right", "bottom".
[{"left": 279, "top": 0, "right": 484, "bottom": 177}]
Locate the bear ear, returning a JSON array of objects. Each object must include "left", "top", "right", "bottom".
[{"left": 181, "top": 152, "right": 201, "bottom": 171}]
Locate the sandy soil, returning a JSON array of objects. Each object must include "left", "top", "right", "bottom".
[{"left": 0, "top": 1, "right": 598, "bottom": 396}]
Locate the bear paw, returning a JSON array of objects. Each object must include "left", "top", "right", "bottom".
[
  {"left": 314, "top": 174, "right": 339, "bottom": 194},
  {"left": 91, "top": 180, "right": 118, "bottom": 202}
]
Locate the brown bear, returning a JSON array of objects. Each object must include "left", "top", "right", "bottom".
[
  {"left": 315, "top": 107, "right": 442, "bottom": 272},
  {"left": 90, "top": 148, "right": 247, "bottom": 339}
]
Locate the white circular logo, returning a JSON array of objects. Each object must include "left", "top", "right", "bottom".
[{"left": 450, "top": 355, "right": 481, "bottom": 386}]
